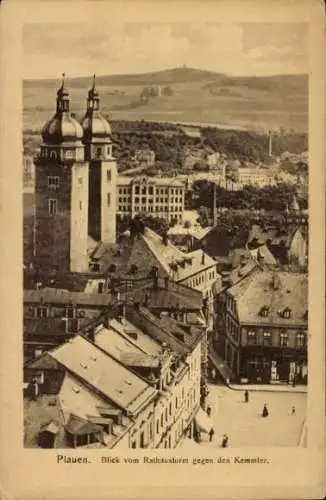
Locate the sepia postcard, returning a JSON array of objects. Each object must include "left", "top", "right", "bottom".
[{"left": 0, "top": 0, "right": 325, "bottom": 499}]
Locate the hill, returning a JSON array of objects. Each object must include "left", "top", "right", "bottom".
[{"left": 23, "top": 67, "right": 308, "bottom": 134}]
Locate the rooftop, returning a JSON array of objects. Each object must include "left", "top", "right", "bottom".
[
  {"left": 228, "top": 269, "right": 308, "bottom": 327},
  {"left": 24, "top": 288, "right": 112, "bottom": 307},
  {"left": 117, "top": 176, "right": 185, "bottom": 187},
  {"left": 24, "top": 371, "right": 132, "bottom": 449},
  {"left": 132, "top": 227, "right": 217, "bottom": 282},
  {"left": 42, "top": 336, "right": 157, "bottom": 416}
]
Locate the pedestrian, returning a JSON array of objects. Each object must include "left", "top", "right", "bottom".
[
  {"left": 211, "top": 368, "right": 216, "bottom": 381},
  {"left": 291, "top": 406, "right": 296, "bottom": 415},
  {"left": 221, "top": 434, "right": 229, "bottom": 448},
  {"left": 226, "top": 376, "right": 230, "bottom": 386},
  {"left": 244, "top": 390, "right": 249, "bottom": 403},
  {"left": 262, "top": 403, "right": 269, "bottom": 418},
  {"left": 209, "top": 428, "right": 215, "bottom": 442},
  {"left": 206, "top": 405, "right": 212, "bottom": 417}
]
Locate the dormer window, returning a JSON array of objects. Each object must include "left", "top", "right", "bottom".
[
  {"left": 281, "top": 307, "right": 292, "bottom": 319},
  {"left": 259, "top": 305, "right": 269, "bottom": 317}
]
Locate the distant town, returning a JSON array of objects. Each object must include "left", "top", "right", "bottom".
[{"left": 23, "top": 74, "right": 308, "bottom": 451}]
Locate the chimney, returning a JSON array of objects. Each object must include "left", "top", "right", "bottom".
[
  {"left": 152, "top": 266, "right": 159, "bottom": 288},
  {"left": 162, "top": 232, "right": 168, "bottom": 245},
  {"left": 164, "top": 277, "right": 169, "bottom": 290},
  {"left": 143, "top": 293, "right": 150, "bottom": 307},
  {"left": 88, "top": 327, "right": 95, "bottom": 342},
  {"left": 201, "top": 251, "right": 206, "bottom": 265},
  {"left": 31, "top": 380, "right": 39, "bottom": 400}
]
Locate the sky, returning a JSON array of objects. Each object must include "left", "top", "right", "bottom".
[{"left": 23, "top": 23, "right": 308, "bottom": 80}]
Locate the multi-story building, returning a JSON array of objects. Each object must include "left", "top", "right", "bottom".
[
  {"left": 133, "top": 148, "right": 155, "bottom": 167},
  {"left": 236, "top": 167, "right": 278, "bottom": 189},
  {"left": 33, "top": 76, "right": 117, "bottom": 273},
  {"left": 117, "top": 176, "right": 185, "bottom": 223},
  {"left": 215, "top": 268, "right": 308, "bottom": 384},
  {"left": 23, "top": 300, "right": 205, "bottom": 449},
  {"left": 126, "top": 226, "right": 220, "bottom": 306}
]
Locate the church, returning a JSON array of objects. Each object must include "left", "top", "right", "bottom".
[{"left": 33, "top": 75, "right": 117, "bottom": 272}]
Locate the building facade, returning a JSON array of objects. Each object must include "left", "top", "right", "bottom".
[
  {"left": 117, "top": 176, "right": 185, "bottom": 223},
  {"left": 214, "top": 269, "right": 308, "bottom": 384},
  {"left": 24, "top": 300, "right": 204, "bottom": 449}
]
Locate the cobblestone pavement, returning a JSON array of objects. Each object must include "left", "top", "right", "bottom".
[{"left": 198, "top": 384, "right": 307, "bottom": 448}]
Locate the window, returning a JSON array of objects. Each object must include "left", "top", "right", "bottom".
[
  {"left": 280, "top": 332, "right": 288, "bottom": 347},
  {"left": 37, "top": 306, "right": 48, "bottom": 319},
  {"left": 169, "top": 402, "right": 172, "bottom": 416},
  {"left": 160, "top": 414, "right": 163, "bottom": 427},
  {"left": 263, "top": 331, "right": 272, "bottom": 346},
  {"left": 165, "top": 408, "right": 168, "bottom": 422},
  {"left": 95, "top": 147, "right": 102, "bottom": 158},
  {"left": 65, "top": 304, "right": 75, "bottom": 318},
  {"left": 131, "top": 440, "right": 137, "bottom": 449},
  {"left": 135, "top": 186, "right": 140, "bottom": 194},
  {"left": 48, "top": 198, "right": 57, "bottom": 215},
  {"left": 107, "top": 170, "right": 111, "bottom": 181},
  {"left": 107, "top": 193, "right": 111, "bottom": 206},
  {"left": 156, "top": 419, "right": 159, "bottom": 434},
  {"left": 78, "top": 177, "right": 83, "bottom": 185},
  {"left": 79, "top": 201, "right": 83, "bottom": 210},
  {"left": 296, "top": 332, "right": 306, "bottom": 347},
  {"left": 149, "top": 186, "right": 153, "bottom": 195},
  {"left": 248, "top": 331, "right": 257, "bottom": 345},
  {"left": 48, "top": 176, "right": 59, "bottom": 189}
]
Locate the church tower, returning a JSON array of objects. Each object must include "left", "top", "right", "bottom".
[
  {"left": 81, "top": 75, "right": 117, "bottom": 244},
  {"left": 34, "top": 74, "right": 89, "bottom": 272}
]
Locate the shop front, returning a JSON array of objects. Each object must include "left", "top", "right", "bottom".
[{"left": 239, "top": 347, "right": 307, "bottom": 384}]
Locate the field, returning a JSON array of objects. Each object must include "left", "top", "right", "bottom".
[{"left": 23, "top": 68, "right": 308, "bottom": 136}]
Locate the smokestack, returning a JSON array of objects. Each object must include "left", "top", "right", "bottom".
[
  {"left": 201, "top": 251, "right": 206, "bottom": 265},
  {"left": 212, "top": 182, "right": 218, "bottom": 226},
  {"left": 268, "top": 130, "right": 272, "bottom": 157}
]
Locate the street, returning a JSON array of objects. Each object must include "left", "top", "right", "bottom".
[{"left": 200, "top": 384, "right": 307, "bottom": 448}]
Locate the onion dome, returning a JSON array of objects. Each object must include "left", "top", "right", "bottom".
[
  {"left": 41, "top": 73, "right": 83, "bottom": 145},
  {"left": 81, "top": 75, "right": 111, "bottom": 142}
]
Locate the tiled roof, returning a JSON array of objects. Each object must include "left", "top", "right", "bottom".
[
  {"left": 125, "top": 304, "right": 203, "bottom": 355},
  {"left": 228, "top": 269, "right": 308, "bottom": 327},
  {"left": 24, "top": 288, "right": 112, "bottom": 307},
  {"left": 93, "top": 323, "right": 161, "bottom": 368},
  {"left": 24, "top": 271, "right": 92, "bottom": 292},
  {"left": 49, "top": 335, "right": 157, "bottom": 416},
  {"left": 124, "top": 284, "right": 203, "bottom": 311},
  {"left": 249, "top": 244, "right": 277, "bottom": 266},
  {"left": 117, "top": 176, "right": 185, "bottom": 187},
  {"left": 24, "top": 318, "right": 86, "bottom": 337},
  {"left": 65, "top": 414, "right": 102, "bottom": 436},
  {"left": 198, "top": 225, "right": 250, "bottom": 258},
  {"left": 109, "top": 317, "right": 162, "bottom": 356},
  {"left": 136, "top": 227, "right": 216, "bottom": 281}
]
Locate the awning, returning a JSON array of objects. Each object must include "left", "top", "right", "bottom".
[{"left": 194, "top": 407, "right": 212, "bottom": 433}]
